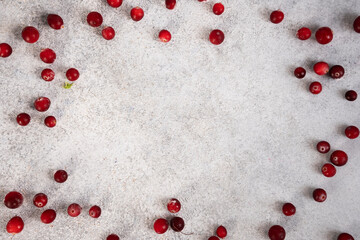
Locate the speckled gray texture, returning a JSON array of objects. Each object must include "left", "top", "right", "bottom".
[{"left": 0, "top": 0, "right": 360, "bottom": 239}]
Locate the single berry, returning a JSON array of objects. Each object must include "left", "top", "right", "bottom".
[
  {"left": 209, "top": 29, "right": 225, "bottom": 45},
  {"left": 282, "top": 203, "right": 296, "bottom": 216},
  {"left": 54, "top": 170, "right": 68, "bottom": 183},
  {"left": 313, "top": 62, "right": 329, "bottom": 75},
  {"left": 321, "top": 163, "right": 336, "bottom": 177},
  {"left": 315, "top": 27, "right": 333, "bottom": 44},
  {"left": 345, "top": 90, "right": 357, "bottom": 101},
  {"left": 41, "top": 209, "right": 56, "bottom": 224},
  {"left": 107, "top": 234, "right": 120, "bottom": 240},
  {"left": 68, "top": 203, "right": 82, "bottom": 217},
  {"left": 294, "top": 67, "right": 306, "bottom": 79},
  {"left": 270, "top": 10, "right": 284, "bottom": 24},
  {"left": 41, "top": 69, "right": 55, "bottom": 81},
  {"left": 170, "top": 217, "right": 185, "bottom": 232},
  {"left": 40, "top": 48, "right": 56, "bottom": 64},
  {"left": 330, "top": 150, "right": 348, "bottom": 166},
  {"left": 209, "top": 237, "right": 220, "bottom": 240},
  {"left": 22, "top": 26, "right": 40, "bottom": 43},
  {"left": 353, "top": 16, "right": 360, "bottom": 33},
  {"left": 345, "top": 126, "right": 359, "bottom": 139},
  {"left": 44, "top": 116, "right": 56, "bottom": 128},
  {"left": 130, "top": 7, "right": 144, "bottom": 21},
  {"left": 296, "top": 27, "right": 311, "bottom": 40},
  {"left": 268, "top": 225, "right": 286, "bottom": 240},
  {"left": 338, "top": 233, "right": 354, "bottom": 240},
  {"left": 4, "top": 191, "right": 24, "bottom": 209},
  {"left": 33, "top": 193, "right": 48, "bottom": 208},
  {"left": 153, "top": 218, "right": 169, "bottom": 234},
  {"left": 66, "top": 68, "right": 80, "bottom": 81},
  {"left": 159, "top": 30, "right": 172, "bottom": 42},
  {"left": 329, "top": 65, "right": 345, "bottom": 79},
  {"left": 34, "top": 97, "right": 51, "bottom": 112},
  {"left": 107, "top": 0, "right": 123, "bottom": 8},
  {"left": 102, "top": 27, "right": 116, "bottom": 40},
  {"left": 216, "top": 225, "right": 227, "bottom": 238},
  {"left": 213, "top": 3, "right": 225, "bottom": 15},
  {"left": 47, "top": 14, "right": 64, "bottom": 30},
  {"left": 313, "top": 188, "right": 327, "bottom": 202},
  {"left": 89, "top": 205, "right": 101, "bottom": 218},
  {"left": 6, "top": 216, "right": 24, "bottom": 234},
  {"left": 165, "top": 0, "right": 176, "bottom": 10},
  {"left": 309, "top": 81, "right": 322, "bottom": 94},
  {"left": 0, "top": 43, "right": 12, "bottom": 58},
  {"left": 167, "top": 198, "right": 181, "bottom": 213},
  {"left": 87, "top": 12, "right": 103, "bottom": 27},
  {"left": 316, "top": 141, "right": 330, "bottom": 154},
  {"left": 16, "top": 113, "right": 31, "bottom": 126}
]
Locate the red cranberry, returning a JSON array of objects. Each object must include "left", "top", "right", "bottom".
[
  {"left": 345, "top": 126, "right": 359, "bottom": 139},
  {"left": 165, "top": 0, "right": 176, "bottom": 10},
  {"left": 4, "top": 191, "right": 24, "bottom": 209},
  {"left": 321, "top": 163, "right": 336, "bottom": 177},
  {"left": 22, "top": 26, "right": 40, "bottom": 43},
  {"left": 316, "top": 141, "right": 331, "bottom": 154},
  {"left": 170, "top": 217, "right": 185, "bottom": 232},
  {"left": 313, "top": 188, "right": 327, "bottom": 202},
  {"left": 107, "top": 234, "right": 120, "bottom": 240},
  {"left": 66, "top": 68, "right": 80, "bottom": 81},
  {"left": 268, "top": 225, "right": 286, "bottom": 240},
  {"left": 313, "top": 62, "right": 329, "bottom": 75},
  {"left": 309, "top": 82, "right": 322, "bottom": 94},
  {"left": 329, "top": 65, "right": 345, "bottom": 79},
  {"left": 153, "top": 218, "right": 169, "bottom": 234},
  {"left": 338, "top": 233, "right": 354, "bottom": 240},
  {"left": 167, "top": 198, "right": 181, "bottom": 213},
  {"left": 282, "top": 203, "right": 296, "bottom": 216},
  {"left": 102, "top": 27, "right": 116, "bottom": 40},
  {"left": 345, "top": 90, "right": 357, "bottom": 101},
  {"left": 33, "top": 193, "right": 48, "bottom": 208},
  {"left": 68, "top": 203, "right": 82, "bottom": 217},
  {"left": 54, "top": 170, "right": 68, "bottom": 183},
  {"left": 87, "top": 12, "right": 103, "bottom": 27},
  {"left": 89, "top": 205, "right": 101, "bottom": 218},
  {"left": 315, "top": 27, "right": 333, "bottom": 44},
  {"left": 130, "top": 7, "right": 144, "bottom": 21},
  {"left": 216, "top": 225, "right": 227, "bottom": 238},
  {"left": 294, "top": 67, "right": 306, "bottom": 79},
  {"left": 296, "top": 27, "right": 311, "bottom": 40},
  {"left": 330, "top": 150, "right": 348, "bottom": 166},
  {"left": 159, "top": 30, "right": 171, "bottom": 42},
  {"left": 16, "top": 113, "right": 31, "bottom": 126},
  {"left": 47, "top": 14, "right": 64, "bottom": 30},
  {"left": 41, "top": 69, "right": 55, "bottom": 81},
  {"left": 209, "top": 29, "right": 225, "bottom": 45},
  {"left": 41, "top": 209, "right": 56, "bottom": 224},
  {"left": 213, "top": 3, "right": 225, "bottom": 15},
  {"left": 0, "top": 43, "right": 12, "bottom": 58},
  {"left": 6, "top": 216, "right": 24, "bottom": 234},
  {"left": 40, "top": 48, "right": 56, "bottom": 64},
  {"left": 209, "top": 237, "right": 220, "bottom": 240},
  {"left": 107, "top": 0, "right": 123, "bottom": 8},
  {"left": 353, "top": 16, "right": 360, "bottom": 33},
  {"left": 44, "top": 116, "right": 56, "bottom": 128},
  {"left": 270, "top": 10, "right": 284, "bottom": 24},
  {"left": 34, "top": 97, "right": 51, "bottom": 112}
]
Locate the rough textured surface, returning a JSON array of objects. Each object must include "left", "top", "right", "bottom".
[{"left": 0, "top": 0, "right": 359, "bottom": 239}]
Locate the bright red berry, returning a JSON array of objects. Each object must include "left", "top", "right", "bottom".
[
  {"left": 87, "top": 12, "right": 103, "bottom": 27},
  {"left": 0, "top": 43, "right": 12, "bottom": 58},
  {"left": 154, "top": 218, "right": 169, "bottom": 234},
  {"left": 294, "top": 67, "right": 306, "bottom": 79},
  {"left": 330, "top": 150, "right": 348, "bottom": 166},
  {"left": 167, "top": 198, "right": 181, "bottom": 213},
  {"left": 309, "top": 81, "right": 322, "bottom": 94},
  {"left": 33, "top": 193, "right": 48, "bottom": 208},
  {"left": 102, "top": 27, "right": 116, "bottom": 40},
  {"left": 313, "top": 188, "right": 327, "bottom": 202},
  {"left": 270, "top": 10, "right": 284, "bottom": 24},
  {"left": 329, "top": 65, "right": 345, "bottom": 79},
  {"left": 345, "top": 126, "right": 359, "bottom": 139},
  {"left": 216, "top": 225, "right": 227, "bottom": 238},
  {"left": 40, "top": 48, "right": 56, "bottom": 64},
  {"left": 338, "top": 233, "right": 354, "bottom": 240},
  {"left": 209, "top": 29, "right": 225, "bottom": 45},
  {"left": 47, "top": 14, "right": 64, "bottom": 30},
  {"left": 170, "top": 217, "right": 184, "bottom": 232},
  {"left": 4, "top": 191, "right": 24, "bottom": 209},
  {"left": 44, "top": 116, "right": 56, "bottom": 128},
  {"left": 68, "top": 203, "right": 82, "bottom": 217},
  {"left": 159, "top": 30, "right": 172, "bottom": 42},
  {"left": 321, "top": 163, "right": 336, "bottom": 177},
  {"left": 130, "top": 7, "right": 144, "bottom": 21},
  {"left": 41, "top": 209, "right": 56, "bottom": 224},
  {"left": 213, "top": 3, "right": 225, "bottom": 15},
  {"left": 66, "top": 68, "right": 80, "bottom": 81},
  {"left": 6, "top": 216, "right": 24, "bottom": 234},
  {"left": 107, "top": 0, "right": 123, "bottom": 8},
  {"left": 34, "top": 97, "right": 51, "bottom": 112},
  {"left": 165, "top": 0, "right": 176, "bottom": 10},
  {"left": 16, "top": 113, "right": 31, "bottom": 126},
  {"left": 282, "top": 203, "right": 296, "bottom": 216},
  {"left": 22, "top": 26, "right": 40, "bottom": 43},
  {"left": 268, "top": 225, "right": 286, "bottom": 240},
  {"left": 209, "top": 237, "right": 220, "bottom": 240},
  {"left": 89, "top": 205, "right": 101, "bottom": 218},
  {"left": 107, "top": 234, "right": 120, "bottom": 240},
  {"left": 313, "top": 62, "right": 329, "bottom": 75},
  {"left": 345, "top": 90, "right": 357, "bottom": 101},
  {"left": 296, "top": 27, "right": 311, "bottom": 40},
  {"left": 315, "top": 27, "right": 333, "bottom": 45},
  {"left": 353, "top": 16, "right": 360, "bottom": 33},
  {"left": 41, "top": 69, "right": 55, "bottom": 81},
  {"left": 54, "top": 170, "right": 68, "bottom": 183},
  {"left": 316, "top": 141, "right": 330, "bottom": 154}
]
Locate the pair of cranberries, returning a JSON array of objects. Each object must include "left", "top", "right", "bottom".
[
  {"left": 313, "top": 62, "right": 345, "bottom": 79},
  {"left": 87, "top": 12, "right": 116, "bottom": 40},
  {"left": 41, "top": 68, "right": 80, "bottom": 82},
  {"left": 297, "top": 27, "right": 333, "bottom": 44}
]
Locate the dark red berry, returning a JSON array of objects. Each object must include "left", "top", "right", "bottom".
[
  {"left": 313, "top": 188, "right": 327, "bottom": 202},
  {"left": 68, "top": 203, "right": 82, "bottom": 217},
  {"left": 170, "top": 217, "right": 184, "bottom": 232},
  {"left": 107, "top": 234, "right": 120, "bottom": 240},
  {"left": 41, "top": 69, "right": 55, "bottom": 81},
  {"left": 268, "top": 225, "right": 286, "bottom": 240},
  {"left": 40, "top": 48, "right": 56, "bottom": 64},
  {"left": 353, "top": 16, "right": 360, "bottom": 33},
  {"left": 165, "top": 0, "right": 176, "bottom": 10},
  {"left": 4, "top": 191, "right": 24, "bottom": 209},
  {"left": 54, "top": 170, "right": 68, "bottom": 183},
  {"left": 167, "top": 198, "right": 181, "bottom": 213},
  {"left": 154, "top": 218, "right": 169, "bottom": 234},
  {"left": 0, "top": 43, "right": 12, "bottom": 58},
  {"left": 44, "top": 116, "right": 56, "bottom": 128},
  {"left": 316, "top": 141, "right": 330, "bottom": 154},
  {"left": 216, "top": 225, "right": 227, "bottom": 238},
  {"left": 102, "top": 27, "right": 116, "bottom": 40},
  {"left": 313, "top": 62, "right": 329, "bottom": 75},
  {"left": 22, "top": 26, "right": 40, "bottom": 43},
  {"left": 294, "top": 67, "right": 306, "bottom": 79},
  {"left": 297, "top": 27, "right": 311, "bottom": 40},
  {"left": 66, "top": 68, "right": 80, "bottom": 81},
  {"left": 329, "top": 65, "right": 345, "bottom": 79},
  {"left": 338, "top": 233, "right": 354, "bottom": 240},
  {"left": 209, "top": 237, "right": 220, "bottom": 240},
  {"left": 213, "top": 3, "right": 225, "bottom": 15},
  {"left": 34, "top": 97, "right": 51, "bottom": 112},
  {"left": 345, "top": 126, "right": 359, "bottom": 139},
  {"left": 87, "top": 12, "right": 103, "bottom": 27},
  {"left": 159, "top": 30, "right": 171, "bottom": 42},
  {"left": 6, "top": 216, "right": 24, "bottom": 234},
  {"left": 345, "top": 90, "right": 357, "bottom": 101},
  {"left": 107, "top": 0, "right": 123, "bottom": 8},
  {"left": 270, "top": 10, "right": 284, "bottom": 24},
  {"left": 309, "top": 81, "right": 322, "bottom": 94},
  {"left": 130, "top": 7, "right": 144, "bottom": 21},
  {"left": 282, "top": 203, "right": 296, "bottom": 216},
  {"left": 89, "top": 205, "right": 101, "bottom": 218},
  {"left": 315, "top": 27, "right": 333, "bottom": 44},
  {"left": 41, "top": 209, "right": 56, "bottom": 224},
  {"left": 16, "top": 113, "right": 31, "bottom": 126},
  {"left": 321, "top": 163, "right": 336, "bottom": 177},
  {"left": 47, "top": 14, "right": 64, "bottom": 30},
  {"left": 330, "top": 150, "right": 348, "bottom": 166},
  {"left": 33, "top": 193, "right": 48, "bottom": 208},
  {"left": 209, "top": 29, "right": 225, "bottom": 45}
]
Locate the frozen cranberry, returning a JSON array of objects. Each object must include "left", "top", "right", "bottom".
[
  {"left": 213, "top": 3, "right": 225, "bottom": 15},
  {"left": 170, "top": 217, "right": 184, "bottom": 232},
  {"left": 209, "top": 29, "right": 225, "bottom": 45},
  {"left": 40, "top": 48, "right": 56, "bottom": 64},
  {"left": 107, "top": 0, "right": 123, "bottom": 8},
  {"left": 209, "top": 237, "right": 220, "bottom": 240},
  {"left": 68, "top": 203, "right": 82, "bottom": 217},
  {"left": 345, "top": 126, "right": 359, "bottom": 139},
  {"left": 33, "top": 193, "right": 48, "bottom": 208},
  {"left": 297, "top": 27, "right": 311, "bottom": 40},
  {"left": 345, "top": 90, "right": 357, "bottom": 101},
  {"left": 41, "top": 69, "right": 55, "bottom": 81},
  {"left": 315, "top": 27, "right": 333, "bottom": 44},
  {"left": 316, "top": 141, "right": 330, "bottom": 154},
  {"left": 338, "top": 233, "right": 354, "bottom": 240},
  {"left": 4, "top": 191, "right": 24, "bottom": 209},
  {"left": 268, "top": 225, "right": 286, "bottom": 240},
  {"left": 44, "top": 116, "right": 56, "bottom": 128},
  {"left": 159, "top": 30, "right": 171, "bottom": 42},
  {"left": 216, "top": 225, "right": 227, "bottom": 238},
  {"left": 16, "top": 113, "right": 31, "bottom": 126},
  {"left": 353, "top": 16, "right": 360, "bottom": 33},
  {"left": 41, "top": 209, "right": 56, "bottom": 224},
  {"left": 107, "top": 234, "right": 120, "bottom": 240},
  {"left": 282, "top": 203, "right": 296, "bottom": 216},
  {"left": 34, "top": 97, "right": 51, "bottom": 112},
  {"left": 294, "top": 67, "right": 306, "bottom": 79},
  {"left": 309, "top": 82, "right": 322, "bottom": 94},
  {"left": 313, "top": 188, "right": 327, "bottom": 202},
  {"left": 167, "top": 198, "right": 181, "bottom": 213},
  {"left": 0, "top": 43, "right": 12, "bottom": 58},
  {"left": 66, "top": 68, "right": 80, "bottom": 81},
  {"left": 130, "top": 7, "right": 144, "bottom": 21},
  {"left": 54, "top": 170, "right": 68, "bottom": 183},
  {"left": 89, "top": 205, "right": 101, "bottom": 218},
  {"left": 270, "top": 10, "right": 284, "bottom": 24},
  {"left": 321, "top": 163, "right": 336, "bottom": 177},
  {"left": 6, "top": 216, "right": 24, "bottom": 234},
  {"left": 22, "top": 26, "right": 40, "bottom": 43},
  {"left": 102, "top": 27, "right": 116, "bottom": 40},
  {"left": 153, "top": 218, "right": 169, "bottom": 234},
  {"left": 313, "top": 62, "right": 329, "bottom": 75},
  {"left": 329, "top": 65, "right": 345, "bottom": 79},
  {"left": 330, "top": 150, "right": 348, "bottom": 166},
  {"left": 47, "top": 14, "right": 64, "bottom": 30},
  {"left": 87, "top": 12, "right": 103, "bottom": 27},
  {"left": 165, "top": 0, "right": 176, "bottom": 10}
]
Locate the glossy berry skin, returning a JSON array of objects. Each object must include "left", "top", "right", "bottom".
[
  {"left": 268, "top": 225, "right": 286, "bottom": 240},
  {"left": 297, "top": 27, "right": 311, "bottom": 40},
  {"left": 89, "top": 205, "right": 101, "bottom": 218},
  {"left": 216, "top": 225, "right": 227, "bottom": 238},
  {"left": 130, "top": 7, "right": 144, "bottom": 21},
  {"left": 294, "top": 67, "right": 306, "bottom": 79},
  {"left": 209, "top": 29, "right": 225, "bottom": 45},
  {"left": 102, "top": 27, "right": 116, "bottom": 40},
  {"left": 107, "top": 0, "right": 123, "bottom": 8},
  {"left": 338, "top": 233, "right": 354, "bottom": 240},
  {"left": 41, "top": 209, "right": 56, "bottom": 224},
  {"left": 313, "top": 188, "right": 327, "bottom": 202},
  {"left": 345, "top": 126, "right": 359, "bottom": 139},
  {"left": 330, "top": 65, "right": 345, "bottom": 79},
  {"left": 282, "top": 203, "right": 296, "bottom": 216},
  {"left": 6, "top": 216, "right": 24, "bottom": 234},
  {"left": 107, "top": 234, "right": 120, "bottom": 240},
  {"left": 66, "top": 68, "right": 80, "bottom": 81},
  {"left": 345, "top": 90, "right": 357, "bottom": 101},
  {"left": 313, "top": 62, "right": 329, "bottom": 75},
  {"left": 87, "top": 12, "right": 103, "bottom": 27},
  {"left": 165, "top": 0, "right": 176, "bottom": 10},
  {"left": 33, "top": 193, "right": 48, "bottom": 208},
  {"left": 41, "top": 69, "right": 55, "bottom": 81},
  {"left": 44, "top": 116, "right": 56, "bottom": 128},
  {"left": 159, "top": 30, "right": 171, "bottom": 42},
  {"left": 316, "top": 141, "right": 330, "bottom": 154},
  {"left": 167, "top": 198, "right": 181, "bottom": 213},
  {"left": 22, "top": 26, "right": 40, "bottom": 43},
  {"left": 213, "top": 3, "right": 225, "bottom": 15},
  {"left": 270, "top": 10, "right": 284, "bottom": 24},
  {"left": 34, "top": 97, "right": 51, "bottom": 112},
  {"left": 315, "top": 27, "right": 333, "bottom": 44},
  {"left": 170, "top": 217, "right": 185, "bottom": 232},
  {"left": 209, "top": 237, "right": 220, "bottom": 240},
  {"left": 321, "top": 163, "right": 336, "bottom": 177},
  {"left": 353, "top": 16, "right": 360, "bottom": 33},
  {"left": 16, "top": 113, "right": 31, "bottom": 126},
  {"left": 4, "top": 191, "right": 24, "bottom": 209},
  {"left": 154, "top": 218, "right": 169, "bottom": 234},
  {"left": 54, "top": 170, "right": 68, "bottom": 183},
  {"left": 0, "top": 43, "right": 12, "bottom": 58},
  {"left": 40, "top": 48, "right": 56, "bottom": 64},
  {"left": 309, "top": 82, "right": 322, "bottom": 94},
  {"left": 68, "top": 203, "right": 82, "bottom": 217},
  {"left": 47, "top": 14, "right": 64, "bottom": 30},
  {"left": 330, "top": 150, "right": 348, "bottom": 166}
]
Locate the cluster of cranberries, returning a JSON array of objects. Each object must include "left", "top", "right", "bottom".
[{"left": 153, "top": 198, "right": 185, "bottom": 234}]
